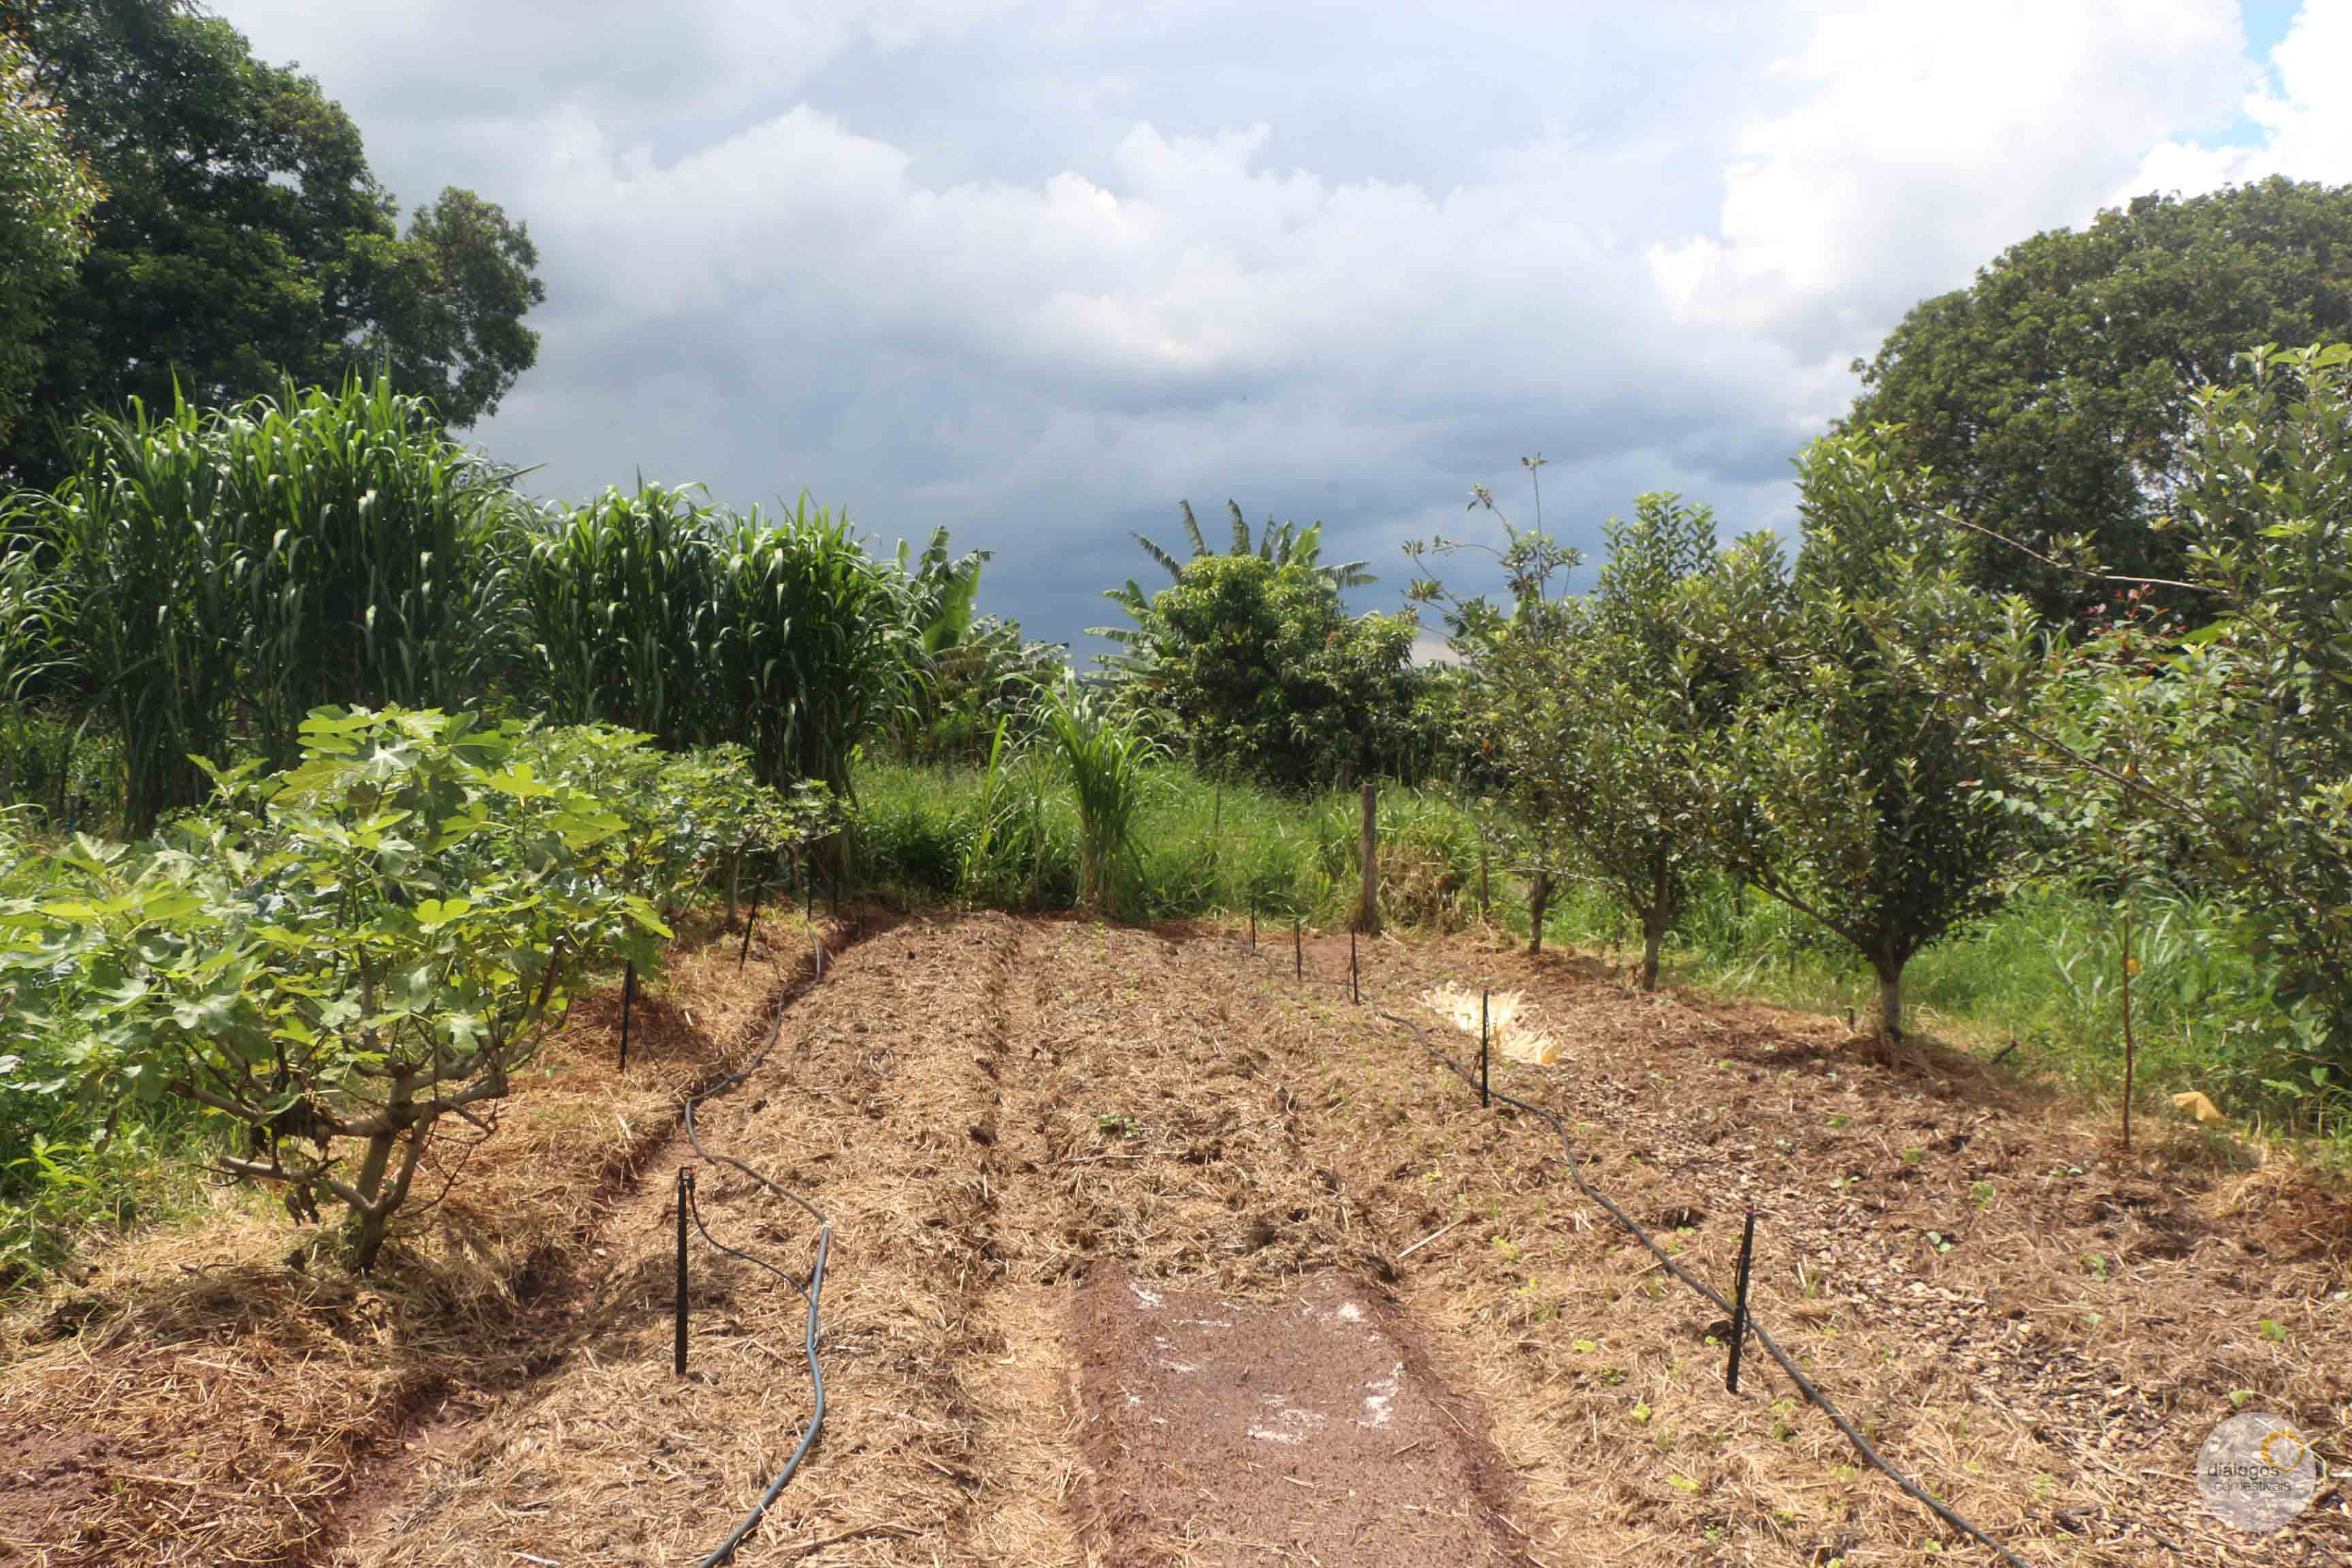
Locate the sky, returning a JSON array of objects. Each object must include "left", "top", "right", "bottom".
[{"left": 210, "top": 0, "right": 2352, "bottom": 662}]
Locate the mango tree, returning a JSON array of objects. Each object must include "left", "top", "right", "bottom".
[
  {"left": 1469, "top": 495, "right": 1743, "bottom": 988},
  {"left": 1704, "top": 431, "right": 2021, "bottom": 1042}
]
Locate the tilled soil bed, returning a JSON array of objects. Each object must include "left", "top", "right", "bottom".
[{"left": 6, "top": 912, "right": 2348, "bottom": 1567}]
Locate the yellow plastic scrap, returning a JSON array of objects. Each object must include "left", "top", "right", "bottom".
[{"left": 2170, "top": 1090, "right": 2226, "bottom": 1125}]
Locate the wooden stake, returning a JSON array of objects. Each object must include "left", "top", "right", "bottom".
[
  {"left": 2120, "top": 899, "right": 2136, "bottom": 1152},
  {"left": 1480, "top": 986, "right": 1490, "bottom": 1108}
]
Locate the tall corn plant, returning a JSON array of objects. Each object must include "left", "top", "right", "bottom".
[
  {"left": 702, "top": 495, "right": 921, "bottom": 794},
  {"left": 10, "top": 378, "right": 519, "bottom": 832},
  {"left": 227, "top": 380, "right": 519, "bottom": 766},
  {"left": 1035, "top": 677, "right": 1158, "bottom": 916},
  {"left": 13, "top": 395, "right": 249, "bottom": 833},
  {"left": 515, "top": 483, "right": 719, "bottom": 747}
]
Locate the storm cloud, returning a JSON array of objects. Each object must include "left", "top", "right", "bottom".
[{"left": 212, "top": 0, "right": 2352, "bottom": 654}]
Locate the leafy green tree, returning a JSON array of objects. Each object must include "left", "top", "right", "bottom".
[
  {"left": 7, "top": 0, "right": 543, "bottom": 481},
  {"left": 8, "top": 709, "right": 671, "bottom": 1271},
  {"left": 0, "top": 33, "right": 97, "bottom": 448},
  {"left": 359, "top": 189, "right": 546, "bottom": 431},
  {"left": 1405, "top": 468, "right": 1585, "bottom": 949},
  {"left": 1707, "top": 430, "right": 2021, "bottom": 1041},
  {"left": 1097, "top": 551, "right": 1418, "bottom": 790},
  {"left": 1469, "top": 495, "right": 1740, "bottom": 988},
  {"left": 1967, "top": 343, "right": 2352, "bottom": 1092},
  {"left": 1848, "top": 178, "right": 2352, "bottom": 622}
]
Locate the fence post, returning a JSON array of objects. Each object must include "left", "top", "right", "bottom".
[
  {"left": 1355, "top": 781, "right": 1381, "bottom": 935},
  {"left": 1480, "top": 985, "right": 1490, "bottom": 1108},
  {"left": 1727, "top": 1208, "right": 1757, "bottom": 1393},
  {"left": 619, "top": 961, "right": 638, "bottom": 1071},
  {"left": 1250, "top": 901, "right": 1256, "bottom": 949},
  {"left": 1294, "top": 917, "right": 1302, "bottom": 979},
  {"left": 675, "top": 1166, "right": 694, "bottom": 1376}
]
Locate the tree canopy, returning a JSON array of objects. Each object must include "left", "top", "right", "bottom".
[
  {"left": 0, "top": 33, "right": 98, "bottom": 448},
  {"left": 1846, "top": 177, "right": 2352, "bottom": 621},
  {"left": 1705, "top": 429, "right": 2020, "bottom": 1039},
  {"left": 5, "top": 0, "right": 544, "bottom": 482},
  {"left": 1096, "top": 548, "right": 1419, "bottom": 791}
]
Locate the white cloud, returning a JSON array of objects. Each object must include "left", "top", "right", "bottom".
[
  {"left": 1650, "top": 0, "right": 2251, "bottom": 353},
  {"left": 2125, "top": 0, "right": 2352, "bottom": 197}
]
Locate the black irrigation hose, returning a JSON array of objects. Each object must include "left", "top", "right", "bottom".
[
  {"left": 1375, "top": 1005, "right": 2031, "bottom": 1567},
  {"left": 1240, "top": 930, "right": 2031, "bottom": 1566},
  {"left": 676, "top": 923, "right": 839, "bottom": 1568}
]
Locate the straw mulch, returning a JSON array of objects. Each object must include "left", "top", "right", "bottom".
[
  {"left": 10, "top": 910, "right": 2349, "bottom": 1567},
  {"left": 1256, "top": 923, "right": 2352, "bottom": 1566},
  {"left": 330, "top": 911, "right": 1038, "bottom": 1566},
  {"left": 0, "top": 912, "right": 810, "bottom": 1567}
]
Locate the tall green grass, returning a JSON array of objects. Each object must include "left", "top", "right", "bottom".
[
  {"left": 1034, "top": 683, "right": 1156, "bottom": 914},
  {"left": 855, "top": 757, "right": 1486, "bottom": 926},
  {"left": 517, "top": 489, "right": 920, "bottom": 793}
]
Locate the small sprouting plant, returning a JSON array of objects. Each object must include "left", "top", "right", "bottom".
[{"left": 1098, "top": 1112, "right": 1137, "bottom": 1139}]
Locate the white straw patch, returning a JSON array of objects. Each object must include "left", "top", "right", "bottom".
[{"left": 1420, "top": 983, "right": 1562, "bottom": 1064}]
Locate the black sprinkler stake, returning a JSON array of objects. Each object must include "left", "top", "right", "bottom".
[
  {"left": 675, "top": 1166, "right": 694, "bottom": 1376},
  {"left": 1728, "top": 1208, "right": 1757, "bottom": 1393}
]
